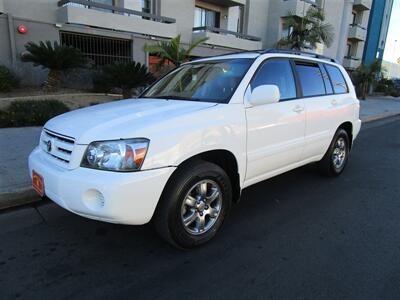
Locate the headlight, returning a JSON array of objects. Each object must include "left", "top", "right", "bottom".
[{"left": 81, "top": 138, "right": 149, "bottom": 171}]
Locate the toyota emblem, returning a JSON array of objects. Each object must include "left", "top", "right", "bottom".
[{"left": 46, "top": 140, "right": 52, "bottom": 152}]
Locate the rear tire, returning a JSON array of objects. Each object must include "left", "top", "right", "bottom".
[
  {"left": 318, "top": 128, "right": 350, "bottom": 177},
  {"left": 154, "top": 160, "right": 232, "bottom": 249}
]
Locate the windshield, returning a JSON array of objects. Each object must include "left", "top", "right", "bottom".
[{"left": 141, "top": 58, "right": 254, "bottom": 103}]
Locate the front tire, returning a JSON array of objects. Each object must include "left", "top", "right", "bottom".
[
  {"left": 154, "top": 160, "right": 232, "bottom": 249},
  {"left": 318, "top": 128, "right": 350, "bottom": 177}
]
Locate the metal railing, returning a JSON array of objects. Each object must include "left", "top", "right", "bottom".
[
  {"left": 58, "top": 0, "right": 176, "bottom": 24},
  {"left": 344, "top": 56, "right": 360, "bottom": 61},
  {"left": 349, "top": 23, "right": 366, "bottom": 30},
  {"left": 192, "top": 26, "right": 261, "bottom": 42},
  {"left": 60, "top": 31, "right": 132, "bottom": 66}
]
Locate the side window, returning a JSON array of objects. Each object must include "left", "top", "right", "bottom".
[
  {"left": 325, "top": 64, "right": 349, "bottom": 94},
  {"left": 251, "top": 59, "right": 297, "bottom": 100},
  {"left": 295, "top": 62, "right": 326, "bottom": 97}
]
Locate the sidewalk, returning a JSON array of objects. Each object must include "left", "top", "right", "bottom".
[{"left": 1, "top": 96, "right": 400, "bottom": 209}]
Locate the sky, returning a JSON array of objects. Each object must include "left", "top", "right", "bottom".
[{"left": 383, "top": 0, "right": 400, "bottom": 63}]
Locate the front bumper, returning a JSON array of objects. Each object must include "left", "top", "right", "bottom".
[{"left": 28, "top": 147, "right": 175, "bottom": 225}]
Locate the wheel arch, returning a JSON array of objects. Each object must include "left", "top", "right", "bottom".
[
  {"left": 338, "top": 121, "right": 353, "bottom": 150},
  {"left": 164, "top": 149, "right": 242, "bottom": 203}
]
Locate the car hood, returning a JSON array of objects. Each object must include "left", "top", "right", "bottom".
[{"left": 45, "top": 98, "right": 217, "bottom": 144}]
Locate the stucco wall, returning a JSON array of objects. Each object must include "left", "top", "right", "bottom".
[{"left": 3, "top": 0, "right": 59, "bottom": 23}]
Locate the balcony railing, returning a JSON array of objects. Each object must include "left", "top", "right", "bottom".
[
  {"left": 200, "top": 0, "right": 246, "bottom": 7},
  {"left": 57, "top": 0, "right": 176, "bottom": 24},
  {"left": 193, "top": 26, "right": 261, "bottom": 42},
  {"left": 343, "top": 56, "right": 361, "bottom": 70},
  {"left": 353, "top": 0, "right": 372, "bottom": 11},
  {"left": 348, "top": 23, "right": 367, "bottom": 41}
]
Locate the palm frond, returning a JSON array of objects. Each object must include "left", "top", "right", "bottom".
[
  {"left": 144, "top": 34, "right": 205, "bottom": 67},
  {"left": 23, "top": 41, "right": 86, "bottom": 70},
  {"left": 280, "top": 7, "right": 334, "bottom": 51},
  {"left": 185, "top": 37, "right": 209, "bottom": 56}
]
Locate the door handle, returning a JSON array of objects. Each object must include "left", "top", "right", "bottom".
[
  {"left": 293, "top": 105, "right": 304, "bottom": 113},
  {"left": 331, "top": 99, "right": 338, "bottom": 106}
]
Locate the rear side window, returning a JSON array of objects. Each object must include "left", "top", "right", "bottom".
[
  {"left": 325, "top": 64, "right": 349, "bottom": 94},
  {"left": 251, "top": 59, "right": 297, "bottom": 100},
  {"left": 295, "top": 62, "right": 326, "bottom": 97}
]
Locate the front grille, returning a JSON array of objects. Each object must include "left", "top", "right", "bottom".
[{"left": 40, "top": 129, "right": 75, "bottom": 164}]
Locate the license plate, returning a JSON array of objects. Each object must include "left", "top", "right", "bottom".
[{"left": 32, "top": 170, "right": 44, "bottom": 197}]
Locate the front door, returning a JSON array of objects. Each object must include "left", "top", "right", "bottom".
[{"left": 245, "top": 58, "right": 306, "bottom": 186}]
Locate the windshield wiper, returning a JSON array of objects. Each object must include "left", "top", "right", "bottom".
[{"left": 142, "top": 95, "right": 195, "bottom": 101}]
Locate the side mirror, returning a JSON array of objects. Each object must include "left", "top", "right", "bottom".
[{"left": 249, "top": 84, "right": 280, "bottom": 106}]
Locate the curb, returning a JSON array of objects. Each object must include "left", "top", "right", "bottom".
[
  {"left": 361, "top": 112, "right": 400, "bottom": 123},
  {"left": 1, "top": 112, "right": 400, "bottom": 211},
  {"left": 0, "top": 187, "right": 41, "bottom": 210}
]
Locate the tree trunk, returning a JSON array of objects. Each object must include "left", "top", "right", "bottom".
[
  {"left": 361, "top": 83, "right": 368, "bottom": 100},
  {"left": 44, "top": 69, "right": 62, "bottom": 93}
]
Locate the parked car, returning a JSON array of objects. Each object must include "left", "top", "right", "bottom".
[{"left": 29, "top": 49, "right": 361, "bottom": 249}]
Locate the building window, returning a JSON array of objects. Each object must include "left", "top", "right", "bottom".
[
  {"left": 351, "top": 11, "right": 357, "bottom": 24},
  {"left": 141, "top": 0, "right": 151, "bottom": 13},
  {"left": 237, "top": 5, "right": 245, "bottom": 33},
  {"left": 281, "top": 19, "right": 293, "bottom": 39},
  {"left": 194, "top": 6, "right": 220, "bottom": 28},
  {"left": 346, "top": 43, "right": 352, "bottom": 57},
  {"left": 60, "top": 31, "right": 132, "bottom": 66}
]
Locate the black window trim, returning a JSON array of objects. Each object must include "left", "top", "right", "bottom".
[
  {"left": 323, "top": 63, "right": 350, "bottom": 95},
  {"left": 248, "top": 57, "right": 300, "bottom": 102},
  {"left": 318, "top": 62, "right": 334, "bottom": 96}
]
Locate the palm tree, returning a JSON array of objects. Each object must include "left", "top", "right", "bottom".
[
  {"left": 277, "top": 6, "right": 334, "bottom": 50},
  {"left": 144, "top": 34, "right": 208, "bottom": 68},
  {"left": 94, "top": 61, "right": 155, "bottom": 99},
  {"left": 23, "top": 41, "right": 87, "bottom": 92},
  {"left": 352, "top": 60, "right": 385, "bottom": 100}
]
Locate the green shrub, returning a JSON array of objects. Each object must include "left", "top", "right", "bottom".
[
  {"left": 0, "top": 100, "right": 70, "bottom": 128},
  {"left": 93, "top": 62, "right": 155, "bottom": 98},
  {"left": 0, "top": 65, "right": 19, "bottom": 92},
  {"left": 390, "top": 90, "right": 400, "bottom": 98}
]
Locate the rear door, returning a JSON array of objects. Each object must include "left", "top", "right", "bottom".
[
  {"left": 295, "top": 61, "right": 350, "bottom": 160},
  {"left": 245, "top": 58, "right": 306, "bottom": 185}
]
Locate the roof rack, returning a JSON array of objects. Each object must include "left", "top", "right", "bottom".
[{"left": 260, "top": 48, "right": 338, "bottom": 63}]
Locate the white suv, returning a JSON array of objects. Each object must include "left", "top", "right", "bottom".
[{"left": 29, "top": 50, "right": 361, "bottom": 248}]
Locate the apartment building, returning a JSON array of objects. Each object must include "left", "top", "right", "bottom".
[
  {"left": 0, "top": 0, "right": 373, "bottom": 86},
  {"left": 363, "top": 0, "right": 394, "bottom": 66}
]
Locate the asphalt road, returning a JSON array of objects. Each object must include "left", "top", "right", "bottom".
[{"left": 1, "top": 117, "right": 399, "bottom": 300}]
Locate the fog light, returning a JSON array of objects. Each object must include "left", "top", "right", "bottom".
[{"left": 82, "top": 189, "right": 105, "bottom": 210}]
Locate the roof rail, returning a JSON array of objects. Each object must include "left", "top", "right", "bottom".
[{"left": 261, "top": 48, "right": 338, "bottom": 63}]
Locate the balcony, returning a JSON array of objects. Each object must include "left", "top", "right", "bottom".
[
  {"left": 281, "top": 0, "right": 319, "bottom": 18},
  {"left": 192, "top": 26, "right": 262, "bottom": 51},
  {"left": 57, "top": 0, "right": 177, "bottom": 38},
  {"left": 343, "top": 57, "right": 361, "bottom": 70},
  {"left": 353, "top": 0, "right": 372, "bottom": 11},
  {"left": 348, "top": 24, "right": 367, "bottom": 41},
  {"left": 200, "top": 0, "right": 246, "bottom": 7}
]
